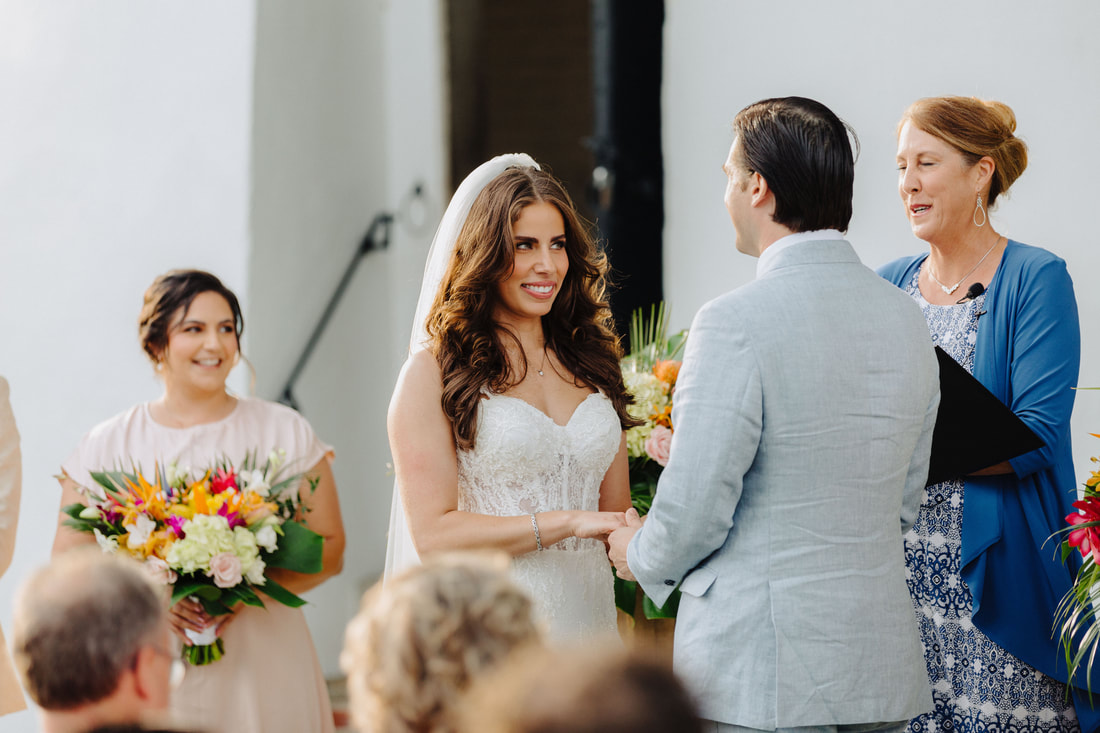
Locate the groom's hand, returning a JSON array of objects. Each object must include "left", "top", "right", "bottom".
[{"left": 608, "top": 508, "right": 645, "bottom": 582}]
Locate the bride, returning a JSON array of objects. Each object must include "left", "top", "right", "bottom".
[{"left": 386, "top": 154, "right": 636, "bottom": 640}]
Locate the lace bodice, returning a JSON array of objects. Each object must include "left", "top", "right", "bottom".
[
  {"left": 456, "top": 390, "right": 623, "bottom": 641},
  {"left": 457, "top": 391, "right": 621, "bottom": 551}
]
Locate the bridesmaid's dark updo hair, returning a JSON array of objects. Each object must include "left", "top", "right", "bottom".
[{"left": 138, "top": 269, "right": 244, "bottom": 365}]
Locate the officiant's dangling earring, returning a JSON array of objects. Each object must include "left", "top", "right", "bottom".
[{"left": 973, "top": 193, "right": 987, "bottom": 228}]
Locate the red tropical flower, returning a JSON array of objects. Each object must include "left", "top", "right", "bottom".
[
  {"left": 1066, "top": 496, "right": 1100, "bottom": 564},
  {"left": 210, "top": 468, "right": 238, "bottom": 495}
]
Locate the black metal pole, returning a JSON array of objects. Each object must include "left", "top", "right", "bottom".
[{"left": 279, "top": 213, "right": 393, "bottom": 410}]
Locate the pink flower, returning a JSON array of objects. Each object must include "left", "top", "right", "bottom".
[
  {"left": 209, "top": 552, "right": 243, "bottom": 588},
  {"left": 217, "top": 503, "right": 245, "bottom": 529},
  {"left": 143, "top": 557, "right": 178, "bottom": 585},
  {"left": 645, "top": 425, "right": 673, "bottom": 467},
  {"left": 210, "top": 468, "right": 238, "bottom": 495},
  {"left": 166, "top": 515, "right": 187, "bottom": 538},
  {"left": 1067, "top": 497, "right": 1100, "bottom": 564}
]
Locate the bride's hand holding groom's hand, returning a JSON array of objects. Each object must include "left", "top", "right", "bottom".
[
  {"left": 607, "top": 508, "right": 645, "bottom": 581},
  {"left": 570, "top": 510, "right": 628, "bottom": 541}
]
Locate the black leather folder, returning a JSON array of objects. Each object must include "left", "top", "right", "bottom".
[{"left": 925, "top": 346, "right": 1044, "bottom": 486}]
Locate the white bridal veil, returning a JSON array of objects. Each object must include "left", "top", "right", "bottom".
[{"left": 383, "top": 153, "right": 541, "bottom": 580}]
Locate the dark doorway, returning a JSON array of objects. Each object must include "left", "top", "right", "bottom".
[{"left": 447, "top": 0, "right": 664, "bottom": 338}]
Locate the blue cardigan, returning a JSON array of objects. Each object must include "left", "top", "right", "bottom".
[{"left": 879, "top": 241, "right": 1096, "bottom": 728}]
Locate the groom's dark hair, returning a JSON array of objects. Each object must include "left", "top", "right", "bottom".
[{"left": 732, "top": 96, "right": 859, "bottom": 233}]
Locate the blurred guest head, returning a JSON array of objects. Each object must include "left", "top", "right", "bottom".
[
  {"left": 341, "top": 552, "right": 541, "bottom": 733},
  {"left": 12, "top": 549, "right": 179, "bottom": 733},
  {"left": 458, "top": 643, "right": 703, "bottom": 733}
]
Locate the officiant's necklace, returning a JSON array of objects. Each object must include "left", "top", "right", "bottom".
[{"left": 926, "top": 236, "right": 1003, "bottom": 295}]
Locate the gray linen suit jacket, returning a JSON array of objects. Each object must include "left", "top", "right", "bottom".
[{"left": 627, "top": 240, "right": 936, "bottom": 729}]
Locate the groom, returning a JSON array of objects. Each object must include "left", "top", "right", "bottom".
[{"left": 609, "top": 97, "right": 937, "bottom": 733}]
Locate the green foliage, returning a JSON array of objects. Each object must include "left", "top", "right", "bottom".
[
  {"left": 259, "top": 576, "right": 308, "bottom": 608},
  {"left": 265, "top": 520, "right": 324, "bottom": 574},
  {"left": 629, "top": 458, "right": 663, "bottom": 517},
  {"left": 626, "top": 302, "right": 686, "bottom": 372}
]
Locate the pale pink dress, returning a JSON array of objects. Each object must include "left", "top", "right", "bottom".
[{"left": 62, "top": 396, "right": 335, "bottom": 733}]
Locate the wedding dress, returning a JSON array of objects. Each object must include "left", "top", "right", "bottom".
[
  {"left": 457, "top": 392, "right": 621, "bottom": 640},
  {"left": 385, "top": 153, "right": 621, "bottom": 641}
]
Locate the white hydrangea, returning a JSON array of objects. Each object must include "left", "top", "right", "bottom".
[
  {"left": 245, "top": 556, "right": 267, "bottom": 586},
  {"left": 233, "top": 525, "right": 262, "bottom": 573},
  {"left": 164, "top": 514, "right": 235, "bottom": 574},
  {"left": 623, "top": 370, "right": 670, "bottom": 459}
]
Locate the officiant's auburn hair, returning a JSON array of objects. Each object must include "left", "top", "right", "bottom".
[
  {"left": 425, "top": 166, "right": 639, "bottom": 450},
  {"left": 138, "top": 269, "right": 244, "bottom": 365},
  {"left": 899, "top": 96, "right": 1028, "bottom": 207},
  {"left": 732, "top": 96, "right": 857, "bottom": 233}
]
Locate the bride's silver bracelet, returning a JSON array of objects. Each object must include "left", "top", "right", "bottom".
[{"left": 530, "top": 513, "right": 544, "bottom": 552}]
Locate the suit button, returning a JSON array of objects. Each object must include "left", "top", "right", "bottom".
[{"left": 664, "top": 579, "right": 675, "bottom": 586}]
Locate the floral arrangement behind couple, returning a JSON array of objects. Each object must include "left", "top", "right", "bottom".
[{"left": 386, "top": 155, "right": 637, "bottom": 640}]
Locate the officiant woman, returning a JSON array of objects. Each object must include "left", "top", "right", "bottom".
[{"left": 878, "top": 96, "right": 1092, "bottom": 733}]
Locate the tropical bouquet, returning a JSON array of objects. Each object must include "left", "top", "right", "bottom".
[
  {"left": 62, "top": 450, "right": 323, "bottom": 665},
  {"left": 615, "top": 303, "right": 687, "bottom": 619},
  {"left": 1055, "top": 430, "right": 1100, "bottom": 692}
]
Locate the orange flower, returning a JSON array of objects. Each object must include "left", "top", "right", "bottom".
[
  {"left": 190, "top": 479, "right": 210, "bottom": 515},
  {"left": 653, "top": 360, "right": 681, "bottom": 386},
  {"left": 652, "top": 405, "right": 673, "bottom": 429}
]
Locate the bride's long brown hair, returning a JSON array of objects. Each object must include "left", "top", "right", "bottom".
[{"left": 425, "top": 166, "right": 638, "bottom": 450}]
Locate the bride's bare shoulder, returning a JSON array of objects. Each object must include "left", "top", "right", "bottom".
[
  {"left": 390, "top": 349, "right": 449, "bottom": 431},
  {"left": 393, "top": 349, "right": 443, "bottom": 400},
  {"left": 405, "top": 348, "right": 442, "bottom": 379}
]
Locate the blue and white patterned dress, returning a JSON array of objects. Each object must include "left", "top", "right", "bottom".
[{"left": 904, "top": 269, "right": 1078, "bottom": 733}]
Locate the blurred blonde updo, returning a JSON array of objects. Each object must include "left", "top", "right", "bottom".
[
  {"left": 340, "top": 553, "right": 540, "bottom": 733},
  {"left": 900, "top": 96, "right": 1028, "bottom": 206}
]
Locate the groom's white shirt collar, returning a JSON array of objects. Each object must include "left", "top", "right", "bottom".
[{"left": 756, "top": 229, "right": 844, "bottom": 278}]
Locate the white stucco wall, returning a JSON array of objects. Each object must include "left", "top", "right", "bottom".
[
  {"left": 248, "top": 0, "right": 446, "bottom": 675},
  {"left": 0, "top": 1, "right": 256, "bottom": 725},
  {"left": 0, "top": 2, "right": 446, "bottom": 715},
  {"left": 662, "top": 0, "right": 1100, "bottom": 475}
]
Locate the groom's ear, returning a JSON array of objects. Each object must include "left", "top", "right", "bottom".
[
  {"left": 752, "top": 172, "right": 778, "bottom": 215},
  {"left": 749, "top": 172, "right": 772, "bottom": 210}
]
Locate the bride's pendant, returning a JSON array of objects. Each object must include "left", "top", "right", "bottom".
[{"left": 940, "top": 283, "right": 959, "bottom": 295}]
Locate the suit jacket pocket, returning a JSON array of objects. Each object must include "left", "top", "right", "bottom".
[{"left": 680, "top": 565, "right": 717, "bottom": 597}]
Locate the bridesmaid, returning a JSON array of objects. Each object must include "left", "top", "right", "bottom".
[{"left": 52, "top": 270, "right": 345, "bottom": 733}]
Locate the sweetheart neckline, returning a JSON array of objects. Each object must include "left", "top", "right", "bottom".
[{"left": 485, "top": 391, "right": 604, "bottom": 428}]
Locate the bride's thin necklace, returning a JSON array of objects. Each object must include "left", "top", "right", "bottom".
[
  {"left": 927, "top": 236, "right": 1003, "bottom": 295},
  {"left": 535, "top": 345, "right": 548, "bottom": 377}
]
